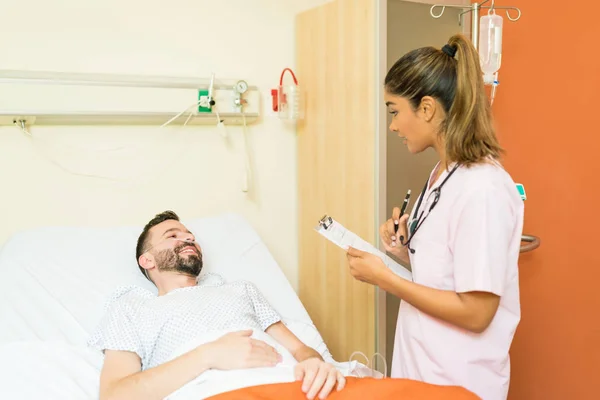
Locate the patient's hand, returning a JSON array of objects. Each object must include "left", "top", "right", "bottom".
[
  {"left": 206, "top": 330, "right": 282, "bottom": 370},
  {"left": 294, "top": 358, "right": 346, "bottom": 400}
]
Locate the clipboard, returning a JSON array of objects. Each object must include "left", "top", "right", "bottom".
[{"left": 315, "top": 215, "right": 412, "bottom": 281}]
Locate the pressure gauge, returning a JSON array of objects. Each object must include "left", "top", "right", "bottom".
[{"left": 235, "top": 80, "right": 248, "bottom": 94}]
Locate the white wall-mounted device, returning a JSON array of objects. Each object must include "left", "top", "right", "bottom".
[{"left": 0, "top": 69, "right": 260, "bottom": 127}]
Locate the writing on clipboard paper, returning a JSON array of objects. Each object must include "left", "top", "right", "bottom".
[{"left": 314, "top": 215, "right": 412, "bottom": 281}]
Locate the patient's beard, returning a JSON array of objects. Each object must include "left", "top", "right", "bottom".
[{"left": 154, "top": 245, "right": 203, "bottom": 277}]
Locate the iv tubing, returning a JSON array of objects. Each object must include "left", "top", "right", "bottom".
[{"left": 279, "top": 68, "right": 298, "bottom": 86}]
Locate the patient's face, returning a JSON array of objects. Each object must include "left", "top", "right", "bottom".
[{"left": 147, "top": 220, "right": 203, "bottom": 277}]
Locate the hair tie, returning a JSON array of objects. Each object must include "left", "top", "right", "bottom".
[{"left": 441, "top": 44, "right": 457, "bottom": 58}]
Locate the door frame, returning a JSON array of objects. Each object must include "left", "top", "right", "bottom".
[{"left": 374, "top": 0, "right": 388, "bottom": 373}]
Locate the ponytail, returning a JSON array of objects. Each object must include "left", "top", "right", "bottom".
[
  {"left": 445, "top": 34, "right": 502, "bottom": 165},
  {"left": 384, "top": 33, "right": 503, "bottom": 167}
]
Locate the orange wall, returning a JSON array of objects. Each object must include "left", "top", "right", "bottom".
[{"left": 492, "top": 1, "right": 600, "bottom": 399}]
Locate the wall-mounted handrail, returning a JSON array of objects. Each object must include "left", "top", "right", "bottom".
[{"left": 520, "top": 234, "right": 540, "bottom": 253}]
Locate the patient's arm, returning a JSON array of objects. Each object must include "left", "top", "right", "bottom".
[
  {"left": 99, "top": 330, "right": 281, "bottom": 400},
  {"left": 267, "top": 322, "right": 345, "bottom": 400},
  {"left": 266, "top": 321, "right": 323, "bottom": 362},
  {"left": 100, "top": 347, "right": 210, "bottom": 400}
]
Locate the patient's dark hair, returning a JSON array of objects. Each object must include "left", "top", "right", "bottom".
[{"left": 136, "top": 210, "right": 180, "bottom": 280}]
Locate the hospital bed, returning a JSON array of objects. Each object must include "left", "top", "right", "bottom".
[{"left": 0, "top": 213, "right": 479, "bottom": 399}]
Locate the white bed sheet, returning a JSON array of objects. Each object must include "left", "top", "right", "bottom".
[
  {"left": 0, "top": 336, "right": 362, "bottom": 400},
  {"left": 0, "top": 341, "right": 103, "bottom": 399},
  {"left": 0, "top": 212, "right": 363, "bottom": 398}
]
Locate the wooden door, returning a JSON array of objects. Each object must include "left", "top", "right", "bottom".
[{"left": 296, "top": 0, "right": 377, "bottom": 361}]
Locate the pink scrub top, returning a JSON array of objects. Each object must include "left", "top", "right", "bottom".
[{"left": 391, "top": 160, "right": 524, "bottom": 400}]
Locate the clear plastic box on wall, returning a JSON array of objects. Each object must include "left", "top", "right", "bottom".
[{"left": 271, "top": 68, "right": 304, "bottom": 121}]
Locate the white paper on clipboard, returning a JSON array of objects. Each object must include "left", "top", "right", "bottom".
[{"left": 314, "top": 215, "right": 412, "bottom": 281}]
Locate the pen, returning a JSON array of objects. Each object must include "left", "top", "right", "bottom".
[{"left": 394, "top": 189, "right": 412, "bottom": 234}]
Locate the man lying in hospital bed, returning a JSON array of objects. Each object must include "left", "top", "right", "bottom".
[
  {"left": 0, "top": 211, "right": 480, "bottom": 399},
  {"left": 90, "top": 210, "right": 345, "bottom": 400}
]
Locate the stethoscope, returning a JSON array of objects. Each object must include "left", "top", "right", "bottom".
[{"left": 401, "top": 164, "right": 459, "bottom": 254}]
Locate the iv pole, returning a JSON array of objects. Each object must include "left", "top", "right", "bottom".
[
  {"left": 429, "top": 0, "right": 521, "bottom": 51},
  {"left": 430, "top": 1, "right": 538, "bottom": 254}
]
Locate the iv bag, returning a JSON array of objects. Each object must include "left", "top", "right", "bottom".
[{"left": 479, "top": 11, "right": 503, "bottom": 78}]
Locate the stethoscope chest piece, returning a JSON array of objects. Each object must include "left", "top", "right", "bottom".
[{"left": 403, "top": 164, "right": 459, "bottom": 253}]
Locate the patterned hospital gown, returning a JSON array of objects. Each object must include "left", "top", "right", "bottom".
[{"left": 88, "top": 273, "right": 282, "bottom": 370}]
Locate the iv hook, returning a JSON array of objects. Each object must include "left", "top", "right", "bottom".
[
  {"left": 430, "top": 4, "right": 445, "bottom": 19},
  {"left": 430, "top": 1, "right": 520, "bottom": 22},
  {"left": 483, "top": 0, "right": 522, "bottom": 21},
  {"left": 504, "top": 7, "right": 521, "bottom": 21},
  {"left": 487, "top": 5, "right": 522, "bottom": 21}
]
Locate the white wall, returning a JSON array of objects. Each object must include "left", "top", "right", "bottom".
[{"left": 0, "top": 0, "right": 331, "bottom": 290}]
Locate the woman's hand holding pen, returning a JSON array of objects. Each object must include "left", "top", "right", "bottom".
[{"left": 380, "top": 207, "right": 410, "bottom": 265}]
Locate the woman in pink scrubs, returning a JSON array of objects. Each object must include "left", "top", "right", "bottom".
[{"left": 346, "top": 33, "right": 524, "bottom": 400}]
